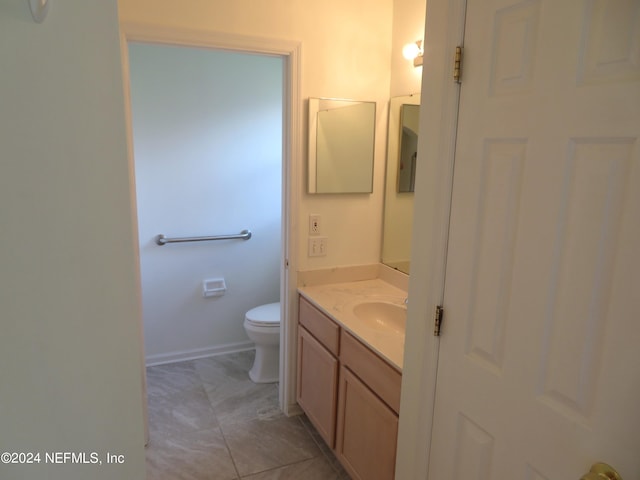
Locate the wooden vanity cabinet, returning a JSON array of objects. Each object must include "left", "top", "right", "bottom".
[
  {"left": 297, "top": 295, "right": 402, "bottom": 479},
  {"left": 336, "top": 330, "right": 401, "bottom": 480},
  {"left": 297, "top": 297, "right": 340, "bottom": 447}
]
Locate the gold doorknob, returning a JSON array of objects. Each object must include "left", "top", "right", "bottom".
[{"left": 581, "top": 462, "right": 622, "bottom": 480}]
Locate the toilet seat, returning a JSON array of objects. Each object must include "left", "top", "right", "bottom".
[{"left": 245, "top": 302, "right": 280, "bottom": 327}]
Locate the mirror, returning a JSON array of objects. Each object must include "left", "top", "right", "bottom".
[
  {"left": 397, "top": 104, "right": 420, "bottom": 193},
  {"left": 308, "top": 98, "right": 376, "bottom": 193},
  {"left": 381, "top": 94, "right": 420, "bottom": 274}
]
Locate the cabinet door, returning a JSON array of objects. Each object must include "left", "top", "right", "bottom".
[
  {"left": 336, "top": 366, "right": 399, "bottom": 480},
  {"left": 297, "top": 326, "right": 339, "bottom": 448}
]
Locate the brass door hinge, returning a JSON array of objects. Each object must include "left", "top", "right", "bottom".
[
  {"left": 434, "top": 305, "right": 444, "bottom": 336},
  {"left": 453, "top": 46, "right": 463, "bottom": 83}
]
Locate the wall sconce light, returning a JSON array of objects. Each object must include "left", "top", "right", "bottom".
[
  {"left": 28, "top": 0, "right": 50, "bottom": 23},
  {"left": 402, "top": 40, "right": 423, "bottom": 68}
]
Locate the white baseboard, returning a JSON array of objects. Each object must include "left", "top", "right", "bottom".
[{"left": 145, "top": 341, "right": 255, "bottom": 367}]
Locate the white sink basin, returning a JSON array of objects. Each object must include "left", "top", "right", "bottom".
[{"left": 352, "top": 302, "right": 406, "bottom": 335}]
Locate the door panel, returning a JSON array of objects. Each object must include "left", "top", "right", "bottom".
[
  {"left": 336, "top": 366, "right": 399, "bottom": 480},
  {"left": 463, "top": 139, "right": 525, "bottom": 375},
  {"left": 297, "top": 326, "right": 338, "bottom": 448},
  {"left": 488, "top": 0, "right": 540, "bottom": 97},
  {"left": 430, "top": 0, "right": 640, "bottom": 478},
  {"left": 577, "top": 0, "right": 640, "bottom": 85},
  {"left": 537, "top": 139, "right": 633, "bottom": 422}
]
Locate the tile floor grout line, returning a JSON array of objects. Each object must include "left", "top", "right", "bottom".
[
  {"left": 195, "top": 359, "right": 243, "bottom": 480},
  {"left": 145, "top": 352, "right": 350, "bottom": 479},
  {"left": 297, "top": 415, "right": 348, "bottom": 478},
  {"left": 216, "top": 423, "right": 242, "bottom": 480}
]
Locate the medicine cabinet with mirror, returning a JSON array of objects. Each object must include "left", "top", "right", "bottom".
[
  {"left": 381, "top": 94, "right": 420, "bottom": 275},
  {"left": 307, "top": 98, "right": 376, "bottom": 194}
]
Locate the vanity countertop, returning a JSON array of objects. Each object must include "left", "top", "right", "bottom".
[{"left": 298, "top": 278, "right": 406, "bottom": 371}]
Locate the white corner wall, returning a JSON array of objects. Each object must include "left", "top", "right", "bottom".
[
  {"left": 0, "top": 2, "right": 145, "bottom": 479},
  {"left": 118, "top": 0, "right": 394, "bottom": 271},
  {"left": 128, "top": 44, "right": 283, "bottom": 362}
]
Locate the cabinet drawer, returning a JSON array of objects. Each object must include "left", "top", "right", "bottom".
[
  {"left": 299, "top": 296, "right": 340, "bottom": 355},
  {"left": 340, "top": 330, "right": 402, "bottom": 414}
]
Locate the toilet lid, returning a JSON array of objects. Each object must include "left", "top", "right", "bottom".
[{"left": 245, "top": 302, "right": 280, "bottom": 326}]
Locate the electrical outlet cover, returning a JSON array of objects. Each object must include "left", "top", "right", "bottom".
[{"left": 309, "top": 214, "right": 321, "bottom": 235}]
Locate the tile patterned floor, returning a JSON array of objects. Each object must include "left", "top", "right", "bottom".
[{"left": 145, "top": 351, "right": 350, "bottom": 479}]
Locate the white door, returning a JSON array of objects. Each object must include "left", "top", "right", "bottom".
[{"left": 430, "top": 0, "right": 640, "bottom": 478}]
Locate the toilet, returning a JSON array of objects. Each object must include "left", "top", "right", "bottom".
[{"left": 243, "top": 302, "right": 280, "bottom": 383}]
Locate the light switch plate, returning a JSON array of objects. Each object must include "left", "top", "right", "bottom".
[{"left": 308, "top": 236, "right": 327, "bottom": 256}]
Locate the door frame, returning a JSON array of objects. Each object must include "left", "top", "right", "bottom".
[
  {"left": 118, "top": 23, "right": 303, "bottom": 428},
  {"left": 395, "top": 0, "right": 467, "bottom": 478}
]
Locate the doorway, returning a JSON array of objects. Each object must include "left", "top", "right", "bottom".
[
  {"left": 119, "top": 25, "right": 303, "bottom": 439},
  {"left": 128, "top": 42, "right": 283, "bottom": 364}
]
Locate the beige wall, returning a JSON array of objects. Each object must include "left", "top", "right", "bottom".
[
  {"left": 391, "top": 0, "right": 426, "bottom": 97},
  {"left": 0, "top": 1, "right": 146, "bottom": 479},
  {"left": 119, "top": 0, "right": 395, "bottom": 270}
]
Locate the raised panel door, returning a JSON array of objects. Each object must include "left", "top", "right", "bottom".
[
  {"left": 297, "top": 326, "right": 339, "bottom": 448},
  {"left": 336, "top": 366, "right": 398, "bottom": 480},
  {"left": 429, "top": 0, "right": 640, "bottom": 478}
]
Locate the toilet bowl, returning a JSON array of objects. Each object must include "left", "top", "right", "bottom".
[{"left": 243, "top": 302, "right": 280, "bottom": 383}]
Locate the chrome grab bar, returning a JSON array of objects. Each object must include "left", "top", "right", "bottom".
[{"left": 155, "top": 229, "right": 252, "bottom": 246}]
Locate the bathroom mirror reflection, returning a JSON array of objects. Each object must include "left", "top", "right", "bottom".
[
  {"left": 397, "top": 104, "right": 420, "bottom": 193},
  {"left": 381, "top": 94, "right": 420, "bottom": 274},
  {"left": 308, "top": 98, "right": 376, "bottom": 194}
]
